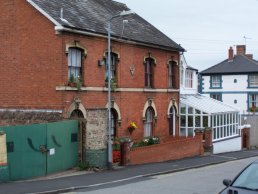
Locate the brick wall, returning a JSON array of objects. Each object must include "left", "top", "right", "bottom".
[
  {"left": 129, "top": 132, "right": 204, "bottom": 165},
  {"left": 242, "top": 127, "right": 250, "bottom": 149}
]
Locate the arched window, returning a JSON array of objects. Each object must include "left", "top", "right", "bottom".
[
  {"left": 169, "top": 106, "right": 176, "bottom": 136},
  {"left": 145, "top": 57, "right": 155, "bottom": 88},
  {"left": 144, "top": 107, "right": 154, "bottom": 137},
  {"left": 105, "top": 52, "right": 119, "bottom": 80},
  {"left": 111, "top": 108, "right": 118, "bottom": 138},
  {"left": 68, "top": 47, "right": 83, "bottom": 81}
]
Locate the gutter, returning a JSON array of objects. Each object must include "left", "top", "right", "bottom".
[{"left": 55, "top": 25, "right": 185, "bottom": 53}]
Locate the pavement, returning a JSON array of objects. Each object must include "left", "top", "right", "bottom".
[{"left": 1, "top": 149, "right": 258, "bottom": 194}]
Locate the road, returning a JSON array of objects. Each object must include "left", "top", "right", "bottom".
[{"left": 74, "top": 156, "right": 258, "bottom": 194}]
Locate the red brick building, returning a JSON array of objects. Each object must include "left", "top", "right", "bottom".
[{"left": 0, "top": 0, "right": 185, "bottom": 142}]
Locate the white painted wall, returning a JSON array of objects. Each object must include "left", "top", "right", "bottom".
[
  {"left": 202, "top": 75, "right": 248, "bottom": 92},
  {"left": 222, "top": 94, "right": 247, "bottom": 114},
  {"left": 213, "top": 136, "right": 242, "bottom": 154},
  {"left": 201, "top": 74, "right": 258, "bottom": 114}
]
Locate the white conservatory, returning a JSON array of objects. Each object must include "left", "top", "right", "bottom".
[
  {"left": 180, "top": 94, "right": 241, "bottom": 154},
  {"left": 179, "top": 55, "right": 243, "bottom": 154}
]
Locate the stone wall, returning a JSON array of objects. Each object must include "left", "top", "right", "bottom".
[
  {"left": 0, "top": 111, "right": 63, "bottom": 126},
  {"left": 85, "top": 109, "right": 107, "bottom": 168}
]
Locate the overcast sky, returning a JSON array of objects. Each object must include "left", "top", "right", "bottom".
[{"left": 116, "top": 0, "right": 258, "bottom": 71}]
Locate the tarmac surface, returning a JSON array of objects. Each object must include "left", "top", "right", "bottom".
[{"left": 1, "top": 149, "right": 258, "bottom": 194}]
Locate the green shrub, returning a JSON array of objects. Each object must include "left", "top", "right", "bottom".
[{"left": 78, "top": 161, "right": 91, "bottom": 171}]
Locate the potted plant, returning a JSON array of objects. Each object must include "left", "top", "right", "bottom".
[
  {"left": 68, "top": 74, "right": 82, "bottom": 90},
  {"left": 128, "top": 122, "right": 137, "bottom": 134},
  {"left": 76, "top": 75, "right": 82, "bottom": 90},
  {"left": 105, "top": 77, "right": 117, "bottom": 91},
  {"left": 68, "top": 74, "right": 76, "bottom": 87}
]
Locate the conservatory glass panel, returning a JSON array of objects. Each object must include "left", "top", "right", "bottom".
[
  {"left": 195, "top": 116, "right": 201, "bottom": 127},
  {"left": 181, "top": 104, "right": 186, "bottom": 114},
  {"left": 181, "top": 116, "right": 186, "bottom": 127},
  {"left": 188, "top": 128, "right": 194, "bottom": 137},
  {"left": 188, "top": 116, "right": 193, "bottom": 127},
  {"left": 195, "top": 109, "right": 201, "bottom": 114},
  {"left": 188, "top": 107, "right": 193, "bottom": 114},
  {"left": 180, "top": 128, "right": 186, "bottom": 136},
  {"left": 203, "top": 116, "right": 208, "bottom": 127}
]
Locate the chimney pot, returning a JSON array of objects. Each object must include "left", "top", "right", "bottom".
[{"left": 228, "top": 46, "right": 233, "bottom": 61}]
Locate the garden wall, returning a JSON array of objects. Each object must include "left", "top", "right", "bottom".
[{"left": 129, "top": 132, "right": 203, "bottom": 165}]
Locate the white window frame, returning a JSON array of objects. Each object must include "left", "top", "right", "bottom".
[
  {"left": 211, "top": 75, "right": 221, "bottom": 88},
  {"left": 249, "top": 75, "right": 258, "bottom": 87},
  {"left": 212, "top": 113, "right": 239, "bottom": 141},
  {"left": 68, "top": 48, "right": 82, "bottom": 80},
  {"left": 185, "top": 69, "right": 193, "bottom": 88}
]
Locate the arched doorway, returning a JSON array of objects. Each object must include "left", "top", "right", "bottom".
[
  {"left": 169, "top": 106, "right": 176, "bottom": 136},
  {"left": 70, "top": 109, "right": 84, "bottom": 119},
  {"left": 70, "top": 108, "right": 85, "bottom": 163},
  {"left": 111, "top": 108, "right": 118, "bottom": 138}
]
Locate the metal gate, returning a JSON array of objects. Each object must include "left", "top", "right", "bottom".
[{"left": 3, "top": 120, "right": 78, "bottom": 181}]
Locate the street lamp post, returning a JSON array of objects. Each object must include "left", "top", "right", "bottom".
[{"left": 107, "top": 10, "right": 134, "bottom": 169}]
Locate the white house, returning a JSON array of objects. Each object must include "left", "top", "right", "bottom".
[
  {"left": 180, "top": 54, "right": 198, "bottom": 95},
  {"left": 200, "top": 45, "right": 258, "bottom": 114},
  {"left": 180, "top": 54, "right": 242, "bottom": 154}
]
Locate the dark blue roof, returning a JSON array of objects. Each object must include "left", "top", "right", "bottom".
[
  {"left": 29, "top": 0, "right": 184, "bottom": 52},
  {"left": 201, "top": 55, "right": 258, "bottom": 75}
]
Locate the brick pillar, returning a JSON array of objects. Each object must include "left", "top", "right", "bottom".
[
  {"left": 204, "top": 128, "right": 213, "bottom": 153},
  {"left": 242, "top": 126, "right": 250, "bottom": 149},
  {"left": 120, "top": 141, "right": 131, "bottom": 166},
  {"left": 0, "top": 131, "right": 9, "bottom": 182},
  {"left": 194, "top": 129, "right": 204, "bottom": 155}
]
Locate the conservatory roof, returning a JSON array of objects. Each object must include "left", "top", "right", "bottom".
[{"left": 180, "top": 94, "right": 240, "bottom": 114}]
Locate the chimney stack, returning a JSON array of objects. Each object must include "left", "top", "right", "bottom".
[
  {"left": 228, "top": 46, "right": 233, "bottom": 61},
  {"left": 245, "top": 54, "right": 253, "bottom": 59},
  {"left": 236, "top": 45, "right": 246, "bottom": 55}
]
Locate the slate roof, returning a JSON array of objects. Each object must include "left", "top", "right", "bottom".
[
  {"left": 201, "top": 54, "right": 258, "bottom": 75},
  {"left": 28, "top": 0, "right": 184, "bottom": 52},
  {"left": 186, "top": 65, "right": 198, "bottom": 72}
]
